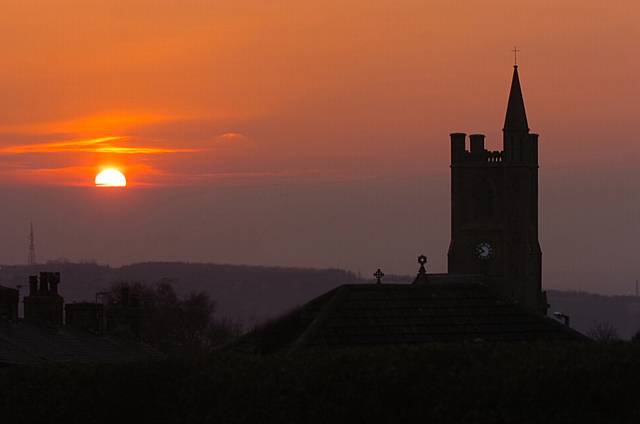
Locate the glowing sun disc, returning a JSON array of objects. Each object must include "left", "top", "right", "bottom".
[{"left": 95, "top": 168, "right": 127, "bottom": 187}]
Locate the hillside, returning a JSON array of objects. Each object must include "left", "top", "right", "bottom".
[
  {"left": 0, "top": 262, "right": 361, "bottom": 328},
  {"left": 2, "top": 262, "right": 640, "bottom": 337},
  {"left": 546, "top": 290, "right": 640, "bottom": 339}
]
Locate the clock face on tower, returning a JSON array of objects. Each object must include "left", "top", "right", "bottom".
[{"left": 475, "top": 242, "right": 494, "bottom": 260}]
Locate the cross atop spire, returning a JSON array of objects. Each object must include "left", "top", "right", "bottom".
[{"left": 512, "top": 46, "right": 520, "bottom": 66}]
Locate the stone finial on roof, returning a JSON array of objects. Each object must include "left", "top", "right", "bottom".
[
  {"left": 373, "top": 268, "right": 384, "bottom": 284},
  {"left": 413, "top": 255, "right": 429, "bottom": 285}
]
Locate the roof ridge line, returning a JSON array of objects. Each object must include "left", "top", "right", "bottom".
[{"left": 287, "top": 285, "right": 351, "bottom": 355}]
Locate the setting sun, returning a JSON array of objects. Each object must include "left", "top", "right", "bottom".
[{"left": 95, "top": 168, "right": 127, "bottom": 187}]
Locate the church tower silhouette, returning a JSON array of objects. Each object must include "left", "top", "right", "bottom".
[{"left": 448, "top": 65, "right": 547, "bottom": 314}]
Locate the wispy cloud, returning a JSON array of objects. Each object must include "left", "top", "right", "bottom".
[
  {"left": 0, "top": 136, "right": 198, "bottom": 155},
  {"left": 0, "top": 110, "right": 259, "bottom": 186},
  {"left": 0, "top": 112, "right": 178, "bottom": 136}
]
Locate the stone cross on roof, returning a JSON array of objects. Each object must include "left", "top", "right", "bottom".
[
  {"left": 373, "top": 268, "right": 384, "bottom": 284},
  {"left": 413, "top": 255, "right": 429, "bottom": 284}
]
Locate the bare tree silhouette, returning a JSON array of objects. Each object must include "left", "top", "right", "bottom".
[{"left": 587, "top": 321, "right": 620, "bottom": 342}]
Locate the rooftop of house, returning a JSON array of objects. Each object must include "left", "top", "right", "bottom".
[
  {"left": 0, "top": 285, "right": 18, "bottom": 293},
  {"left": 0, "top": 274, "right": 159, "bottom": 366},
  {"left": 232, "top": 279, "right": 588, "bottom": 354},
  {"left": 0, "top": 320, "right": 160, "bottom": 366}
]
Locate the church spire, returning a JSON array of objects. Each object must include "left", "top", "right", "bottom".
[{"left": 503, "top": 65, "right": 529, "bottom": 133}]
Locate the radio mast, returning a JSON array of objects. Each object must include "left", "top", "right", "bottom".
[{"left": 28, "top": 222, "right": 36, "bottom": 265}]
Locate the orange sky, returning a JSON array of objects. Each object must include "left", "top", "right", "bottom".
[
  {"left": 0, "top": 1, "right": 639, "bottom": 293},
  {"left": 1, "top": 1, "right": 639, "bottom": 186}
]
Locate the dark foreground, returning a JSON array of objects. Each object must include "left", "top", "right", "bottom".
[{"left": 1, "top": 343, "right": 639, "bottom": 423}]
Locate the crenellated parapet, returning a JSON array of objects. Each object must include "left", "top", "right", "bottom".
[
  {"left": 450, "top": 132, "right": 537, "bottom": 166},
  {"left": 487, "top": 151, "right": 503, "bottom": 163}
]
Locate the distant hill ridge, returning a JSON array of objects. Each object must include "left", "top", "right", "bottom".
[
  {"left": 0, "top": 262, "right": 362, "bottom": 328},
  {"left": 2, "top": 262, "right": 639, "bottom": 337}
]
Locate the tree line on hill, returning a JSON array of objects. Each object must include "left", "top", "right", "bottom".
[{"left": 107, "top": 279, "right": 241, "bottom": 356}]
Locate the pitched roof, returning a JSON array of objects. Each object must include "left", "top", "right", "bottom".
[
  {"left": 503, "top": 65, "right": 529, "bottom": 132},
  {"left": 0, "top": 285, "right": 18, "bottom": 293},
  {"left": 0, "top": 321, "right": 160, "bottom": 365},
  {"left": 232, "top": 281, "right": 587, "bottom": 354}
]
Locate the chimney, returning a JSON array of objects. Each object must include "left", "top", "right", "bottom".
[
  {"left": 23, "top": 273, "right": 64, "bottom": 326},
  {"left": 450, "top": 133, "right": 466, "bottom": 164},
  {"left": 49, "top": 272, "right": 60, "bottom": 295},
  {"left": 29, "top": 275, "right": 38, "bottom": 296},
  {"left": 39, "top": 272, "right": 48, "bottom": 293}
]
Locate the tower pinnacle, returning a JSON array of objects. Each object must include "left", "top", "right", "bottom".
[{"left": 503, "top": 65, "right": 529, "bottom": 133}]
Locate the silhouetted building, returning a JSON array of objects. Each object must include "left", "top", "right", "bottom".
[
  {"left": 233, "top": 259, "right": 585, "bottom": 354},
  {"left": 23, "top": 272, "right": 64, "bottom": 326},
  {"left": 0, "top": 273, "right": 159, "bottom": 365},
  {"left": 0, "top": 321, "right": 159, "bottom": 366},
  {"left": 448, "top": 65, "right": 547, "bottom": 314},
  {"left": 0, "top": 285, "right": 19, "bottom": 321},
  {"left": 232, "top": 65, "right": 584, "bottom": 353}
]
